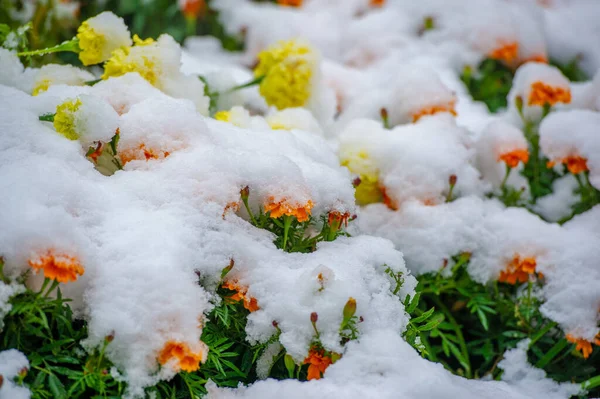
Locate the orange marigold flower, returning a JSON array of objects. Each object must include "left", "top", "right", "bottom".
[
  {"left": 528, "top": 81, "right": 571, "bottom": 106},
  {"left": 277, "top": 0, "right": 302, "bottom": 6},
  {"left": 28, "top": 250, "right": 84, "bottom": 283},
  {"left": 370, "top": 0, "right": 385, "bottom": 6},
  {"left": 566, "top": 334, "right": 594, "bottom": 359},
  {"left": 327, "top": 211, "right": 350, "bottom": 227},
  {"left": 181, "top": 0, "right": 206, "bottom": 19},
  {"left": 158, "top": 341, "right": 204, "bottom": 372},
  {"left": 563, "top": 155, "right": 588, "bottom": 175},
  {"left": 412, "top": 102, "right": 457, "bottom": 123},
  {"left": 498, "top": 255, "right": 537, "bottom": 285},
  {"left": 264, "top": 197, "right": 313, "bottom": 222},
  {"left": 303, "top": 348, "right": 332, "bottom": 380},
  {"left": 498, "top": 149, "right": 529, "bottom": 168},
  {"left": 222, "top": 281, "right": 260, "bottom": 312},
  {"left": 489, "top": 42, "right": 519, "bottom": 64},
  {"left": 521, "top": 54, "right": 548, "bottom": 65},
  {"left": 119, "top": 144, "right": 171, "bottom": 165}
]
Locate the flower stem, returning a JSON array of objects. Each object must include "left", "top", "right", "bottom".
[
  {"left": 282, "top": 215, "right": 293, "bottom": 251},
  {"left": 225, "top": 75, "right": 265, "bottom": 93},
  {"left": 241, "top": 196, "right": 257, "bottom": 226},
  {"left": 39, "top": 113, "right": 55, "bottom": 122},
  {"left": 18, "top": 38, "right": 79, "bottom": 57},
  {"left": 38, "top": 277, "right": 50, "bottom": 296},
  {"left": 43, "top": 280, "right": 60, "bottom": 298},
  {"left": 500, "top": 164, "right": 512, "bottom": 191}
]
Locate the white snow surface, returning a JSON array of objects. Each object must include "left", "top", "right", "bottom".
[{"left": 2, "top": 1, "right": 600, "bottom": 398}]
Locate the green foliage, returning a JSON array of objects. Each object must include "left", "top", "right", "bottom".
[
  {"left": 403, "top": 256, "right": 599, "bottom": 397},
  {"left": 461, "top": 59, "right": 514, "bottom": 113},
  {"left": 551, "top": 57, "right": 588, "bottom": 83},
  {"left": 0, "top": 280, "right": 125, "bottom": 399}
]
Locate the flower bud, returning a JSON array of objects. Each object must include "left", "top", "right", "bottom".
[
  {"left": 515, "top": 96, "right": 524, "bottom": 118},
  {"left": 105, "top": 331, "right": 115, "bottom": 343},
  {"left": 352, "top": 177, "right": 362, "bottom": 188},
  {"left": 284, "top": 353, "right": 296, "bottom": 376},
  {"left": 449, "top": 174, "right": 457, "bottom": 186},
  {"left": 221, "top": 259, "right": 234, "bottom": 279},
  {"left": 0, "top": 374, "right": 4, "bottom": 389},
  {"left": 240, "top": 186, "right": 250, "bottom": 201},
  {"left": 343, "top": 297, "right": 357, "bottom": 320},
  {"left": 310, "top": 312, "right": 318, "bottom": 323}
]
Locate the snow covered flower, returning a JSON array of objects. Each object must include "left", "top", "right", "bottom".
[
  {"left": 264, "top": 197, "right": 314, "bottom": 222},
  {"left": 339, "top": 146, "right": 383, "bottom": 206},
  {"left": 489, "top": 41, "right": 519, "bottom": 65},
  {"left": 303, "top": 347, "right": 332, "bottom": 380},
  {"left": 119, "top": 144, "right": 171, "bottom": 165},
  {"left": 265, "top": 108, "right": 322, "bottom": 133},
  {"left": 32, "top": 64, "right": 94, "bottom": 96},
  {"left": 213, "top": 106, "right": 268, "bottom": 129},
  {"left": 499, "top": 149, "right": 529, "bottom": 168},
  {"left": 540, "top": 110, "right": 600, "bottom": 185},
  {"left": 48, "top": 95, "right": 120, "bottom": 146},
  {"left": 510, "top": 63, "right": 571, "bottom": 120},
  {"left": 28, "top": 250, "right": 84, "bottom": 283},
  {"left": 498, "top": 254, "right": 538, "bottom": 285},
  {"left": 222, "top": 281, "right": 259, "bottom": 312},
  {"left": 53, "top": 98, "right": 83, "bottom": 140},
  {"left": 565, "top": 334, "right": 595, "bottom": 359},
  {"left": 102, "top": 34, "right": 209, "bottom": 114},
  {"left": 76, "top": 12, "right": 132, "bottom": 66},
  {"left": 412, "top": 103, "right": 457, "bottom": 123},
  {"left": 158, "top": 341, "right": 204, "bottom": 372},
  {"left": 547, "top": 155, "right": 588, "bottom": 175},
  {"left": 102, "top": 35, "right": 161, "bottom": 85},
  {"left": 385, "top": 67, "right": 458, "bottom": 125},
  {"left": 254, "top": 40, "right": 318, "bottom": 110}
]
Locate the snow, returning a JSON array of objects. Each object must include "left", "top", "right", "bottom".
[{"left": 2, "top": 1, "right": 600, "bottom": 398}]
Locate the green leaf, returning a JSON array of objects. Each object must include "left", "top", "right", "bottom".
[
  {"left": 48, "top": 373, "right": 68, "bottom": 399},
  {"left": 418, "top": 313, "right": 444, "bottom": 331}
]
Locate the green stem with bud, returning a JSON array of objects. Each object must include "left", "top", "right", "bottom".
[{"left": 18, "top": 38, "right": 79, "bottom": 57}]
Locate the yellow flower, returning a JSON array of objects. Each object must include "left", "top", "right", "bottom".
[
  {"left": 254, "top": 40, "right": 316, "bottom": 110},
  {"left": 133, "top": 34, "right": 154, "bottom": 46},
  {"left": 54, "top": 99, "right": 83, "bottom": 140},
  {"left": 340, "top": 150, "right": 383, "bottom": 206},
  {"left": 76, "top": 12, "right": 132, "bottom": 66},
  {"left": 32, "top": 79, "right": 51, "bottom": 96},
  {"left": 77, "top": 22, "right": 107, "bottom": 66},
  {"left": 102, "top": 46, "right": 158, "bottom": 86},
  {"left": 214, "top": 111, "right": 231, "bottom": 122}
]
